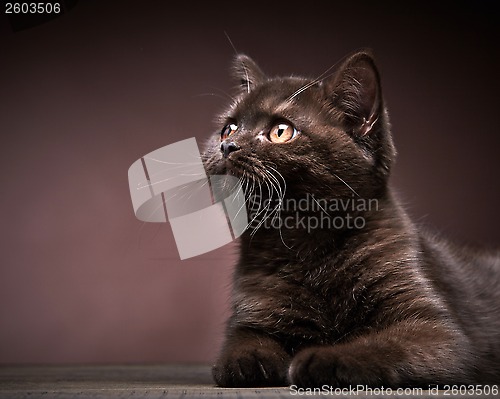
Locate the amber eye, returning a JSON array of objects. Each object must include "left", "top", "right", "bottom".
[
  {"left": 269, "top": 123, "right": 298, "bottom": 143},
  {"left": 220, "top": 123, "right": 238, "bottom": 141}
]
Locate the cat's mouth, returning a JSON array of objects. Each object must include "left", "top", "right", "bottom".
[
  {"left": 203, "top": 148, "right": 277, "bottom": 188},
  {"left": 222, "top": 156, "right": 267, "bottom": 182}
]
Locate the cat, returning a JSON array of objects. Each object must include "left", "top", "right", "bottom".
[{"left": 201, "top": 50, "right": 500, "bottom": 388}]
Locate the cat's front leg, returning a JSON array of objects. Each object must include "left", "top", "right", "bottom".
[
  {"left": 289, "top": 320, "right": 471, "bottom": 388},
  {"left": 213, "top": 328, "right": 290, "bottom": 387}
]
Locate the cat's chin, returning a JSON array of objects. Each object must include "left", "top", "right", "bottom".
[{"left": 203, "top": 159, "right": 228, "bottom": 176}]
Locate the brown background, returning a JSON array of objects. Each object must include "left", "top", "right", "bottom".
[{"left": 0, "top": 1, "right": 499, "bottom": 364}]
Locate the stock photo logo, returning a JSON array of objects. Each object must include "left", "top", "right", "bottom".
[{"left": 128, "top": 138, "right": 248, "bottom": 260}]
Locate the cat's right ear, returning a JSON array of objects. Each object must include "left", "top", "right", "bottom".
[
  {"left": 232, "top": 54, "right": 266, "bottom": 94},
  {"left": 325, "top": 50, "right": 382, "bottom": 136}
]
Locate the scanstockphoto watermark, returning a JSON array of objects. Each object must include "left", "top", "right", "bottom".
[
  {"left": 248, "top": 193, "right": 379, "bottom": 233},
  {"left": 289, "top": 385, "right": 424, "bottom": 396},
  {"left": 289, "top": 384, "right": 499, "bottom": 396}
]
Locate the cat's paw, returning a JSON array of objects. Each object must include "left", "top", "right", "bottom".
[
  {"left": 213, "top": 346, "right": 290, "bottom": 387},
  {"left": 289, "top": 346, "right": 387, "bottom": 388},
  {"left": 288, "top": 346, "right": 394, "bottom": 388},
  {"left": 288, "top": 346, "right": 344, "bottom": 388}
]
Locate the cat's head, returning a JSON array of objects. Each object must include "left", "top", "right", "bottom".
[{"left": 202, "top": 50, "right": 395, "bottom": 202}]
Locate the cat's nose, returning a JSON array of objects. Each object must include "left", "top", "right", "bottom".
[{"left": 220, "top": 141, "right": 241, "bottom": 158}]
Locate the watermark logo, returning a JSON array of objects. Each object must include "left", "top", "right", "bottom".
[
  {"left": 128, "top": 138, "right": 248, "bottom": 260},
  {"left": 246, "top": 193, "right": 379, "bottom": 234}
]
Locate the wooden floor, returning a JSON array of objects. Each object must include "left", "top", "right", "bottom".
[
  {"left": 0, "top": 364, "right": 489, "bottom": 398},
  {"left": 0, "top": 365, "right": 289, "bottom": 398}
]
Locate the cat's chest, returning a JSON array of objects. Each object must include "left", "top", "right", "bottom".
[{"left": 232, "top": 270, "right": 364, "bottom": 345}]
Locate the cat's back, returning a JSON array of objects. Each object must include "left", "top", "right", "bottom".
[
  {"left": 420, "top": 231, "right": 500, "bottom": 376},
  {"left": 421, "top": 231, "right": 500, "bottom": 308}
]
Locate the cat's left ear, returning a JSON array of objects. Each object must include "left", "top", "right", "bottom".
[
  {"left": 326, "top": 50, "right": 382, "bottom": 136},
  {"left": 232, "top": 54, "right": 266, "bottom": 93}
]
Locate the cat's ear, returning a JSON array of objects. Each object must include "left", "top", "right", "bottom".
[
  {"left": 232, "top": 54, "right": 266, "bottom": 93},
  {"left": 326, "top": 51, "right": 382, "bottom": 136}
]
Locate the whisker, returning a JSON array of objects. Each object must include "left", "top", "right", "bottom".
[
  {"left": 333, "top": 173, "right": 360, "bottom": 197},
  {"left": 194, "top": 86, "right": 236, "bottom": 103},
  {"left": 231, "top": 176, "right": 250, "bottom": 222},
  {"left": 224, "top": 31, "right": 250, "bottom": 94},
  {"left": 250, "top": 178, "right": 274, "bottom": 236},
  {"left": 137, "top": 172, "right": 206, "bottom": 190},
  {"left": 285, "top": 57, "right": 344, "bottom": 103},
  {"left": 248, "top": 181, "right": 265, "bottom": 228},
  {"left": 193, "top": 92, "right": 233, "bottom": 102},
  {"left": 143, "top": 157, "right": 202, "bottom": 166},
  {"left": 265, "top": 168, "right": 292, "bottom": 250},
  {"left": 311, "top": 195, "right": 331, "bottom": 216}
]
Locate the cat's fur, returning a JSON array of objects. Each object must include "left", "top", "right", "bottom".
[{"left": 202, "top": 50, "right": 500, "bottom": 388}]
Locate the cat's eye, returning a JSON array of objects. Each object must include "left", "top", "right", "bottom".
[
  {"left": 220, "top": 123, "right": 238, "bottom": 141},
  {"left": 269, "top": 123, "right": 298, "bottom": 143}
]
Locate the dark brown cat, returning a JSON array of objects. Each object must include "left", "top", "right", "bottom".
[{"left": 201, "top": 50, "right": 500, "bottom": 388}]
